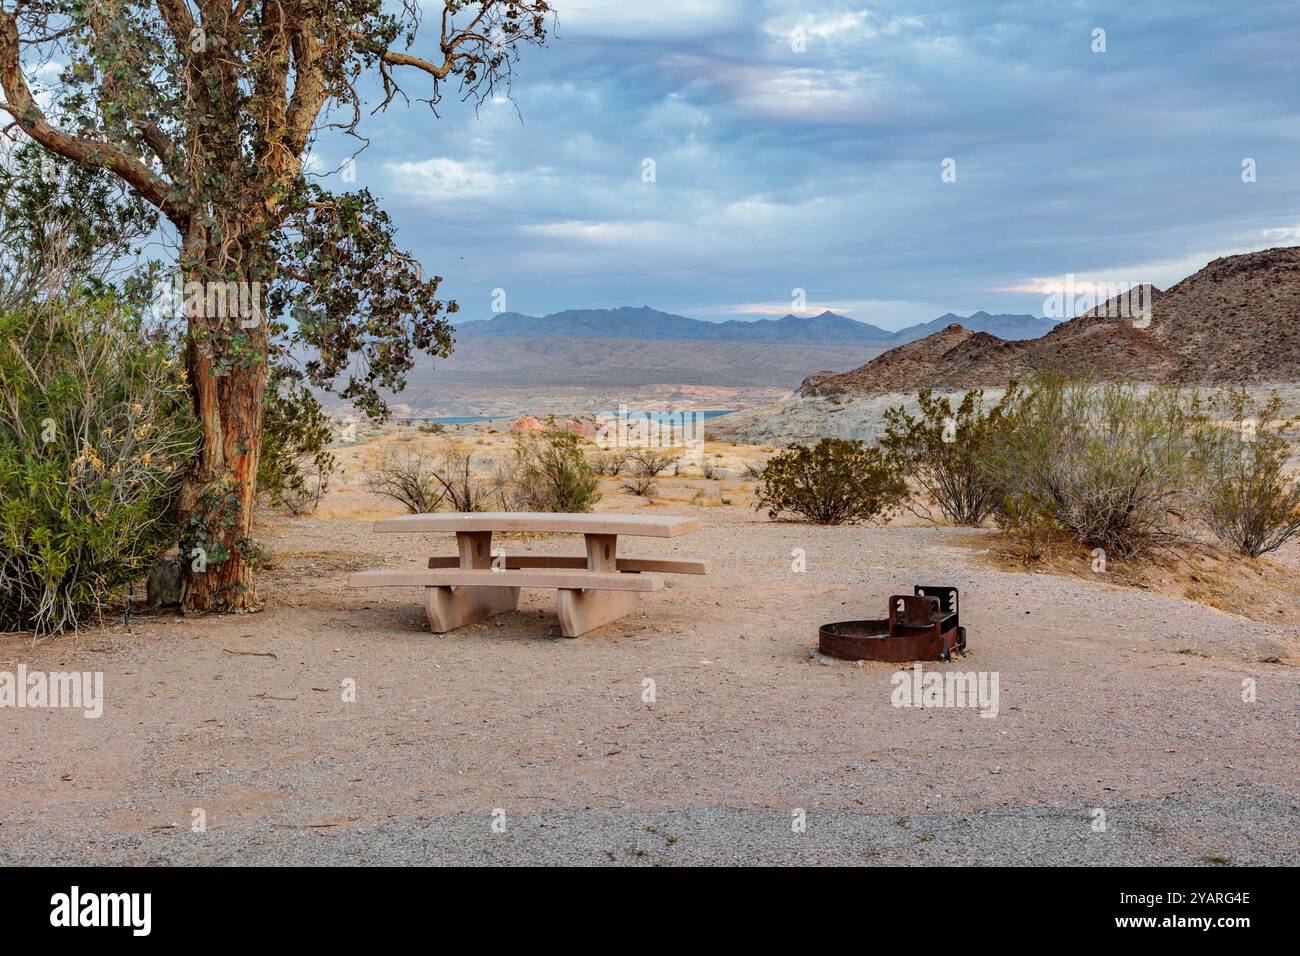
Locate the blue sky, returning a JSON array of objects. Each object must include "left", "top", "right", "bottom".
[{"left": 309, "top": 0, "right": 1300, "bottom": 331}]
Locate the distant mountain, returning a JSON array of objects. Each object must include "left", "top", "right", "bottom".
[
  {"left": 457, "top": 305, "right": 1057, "bottom": 346},
  {"left": 402, "top": 337, "right": 886, "bottom": 391},
  {"left": 801, "top": 246, "right": 1300, "bottom": 397},
  {"left": 891, "top": 311, "right": 1058, "bottom": 343},
  {"left": 709, "top": 311, "right": 897, "bottom": 343},
  {"left": 456, "top": 306, "right": 897, "bottom": 344}
]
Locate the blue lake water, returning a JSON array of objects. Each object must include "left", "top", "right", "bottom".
[{"left": 416, "top": 410, "right": 737, "bottom": 425}]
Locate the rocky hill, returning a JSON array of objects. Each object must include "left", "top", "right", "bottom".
[
  {"left": 891, "top": 310, "right": 1058, "bottom": 343},
  {"left": 802, "top": 247, "right": 1300, "bottom": 396}
]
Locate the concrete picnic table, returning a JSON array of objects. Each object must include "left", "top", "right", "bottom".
[{"left": 348, "top": 512, "right": 705, "bottom": 637}]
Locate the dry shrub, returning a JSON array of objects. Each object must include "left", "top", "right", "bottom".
[
  {"left": 881, "top": 386, "right": 1019, "bottom": 526},
  {"left": 988, "top": 377, "right": 1204, "bottom": 557},
  {"left": 363, "top": 444, "right": 503, "bottom": 514},
  {"left": 1194, "top": 389, "right": 1300, "bottom": 557}
]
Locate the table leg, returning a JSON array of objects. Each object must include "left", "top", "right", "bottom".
[
  {"left": 556, "top": 533, "right": 639, "bottom": 637},
  {"left": 424, "top": 530, "right": 520, "bottom": 632}
]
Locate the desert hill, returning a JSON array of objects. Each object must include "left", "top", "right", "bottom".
[{"left": 802, "top": 247, "right": 1300, "bottom": 396}]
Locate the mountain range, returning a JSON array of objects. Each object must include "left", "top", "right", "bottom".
[
  {"left": 801, "top": 246, "right": 1300, "bottom": 397},
  {"left": 455, "top": 306, "right": 1058, "bottom": 346}
]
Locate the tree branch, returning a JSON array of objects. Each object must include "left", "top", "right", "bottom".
[
  {"left": 0, "top": 10, "right": 186, "bottom": 224},
  {"left": 366, "top": 42, "right": 454, "bottom": 81}
]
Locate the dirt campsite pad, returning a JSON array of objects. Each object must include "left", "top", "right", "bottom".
[{"left": 2, "top": 496, "right": 1297, "bottom": 866}]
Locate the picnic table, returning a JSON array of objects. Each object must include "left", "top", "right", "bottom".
[{"left": 348, "top": 512, "right": 705, "bottom": 637}]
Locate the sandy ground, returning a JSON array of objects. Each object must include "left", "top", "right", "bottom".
[{"left": 2, "top": 477, "right": 1297, "bottom": 866}]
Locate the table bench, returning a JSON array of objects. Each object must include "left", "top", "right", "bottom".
[{"left": 348, "top": 512, "right": 704, "bottom": 637}]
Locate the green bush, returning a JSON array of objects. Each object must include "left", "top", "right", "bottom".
[
  {"left": 1194, "top": 389, "right": 1300, "bottom": 557},
  {"left": 755, "top": 437, "right": 906, "bottom": 525},
  {"left": 512, "top": 427, "right": 601, "bottom": 512},
  {"left": 0, "top": 298, "right": 196, "bottom": 633},
  {"left": 987, "top": 376, "right": 1206, "bottom": 557},
  {"left": 881, "top": 386, "right": 1019, "bottom": 526}
]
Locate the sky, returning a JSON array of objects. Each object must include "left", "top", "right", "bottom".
[{"left": 307, "top": 0, "right": 1300, "bottom": 331}]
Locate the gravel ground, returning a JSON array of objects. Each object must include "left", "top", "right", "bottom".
[
  {"left": 2, "top": 792, "right": 1294, "bottom": 866},
  {"left": 2, "top": 504, "right": 1297, "bottom": 866}
]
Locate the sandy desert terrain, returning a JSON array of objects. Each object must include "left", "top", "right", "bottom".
[{"left": 2, "top": 428, "right": 1297, "bottom": 866}]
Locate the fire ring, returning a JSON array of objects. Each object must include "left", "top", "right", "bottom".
[{"left": 818, "top": 586, "right": 968, "bottom": 662}]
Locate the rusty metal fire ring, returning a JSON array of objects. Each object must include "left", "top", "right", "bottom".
[
  {"left": 818, "top": 619, "right": 966, "bottom": 662},
  {"left": 818, "top": 586, "right": 968, "bottom": 662}
]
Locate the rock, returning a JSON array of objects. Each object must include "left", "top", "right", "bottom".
[{"left": 147, "top": 553, "right": 186, "bottom": 609}]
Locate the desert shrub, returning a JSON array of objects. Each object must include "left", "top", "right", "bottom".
[
  {"left": 364, "top": 443, "right": 509, "bottom": 514},
  {"left": 988, "top": 377, "right": 1206, "bottom": 556},
  {"left": 619, "top": 472, "right": 659, "bottom": 498},
  {"left": 429, "top": 445, "right": 504, "bottom": 512},
  {"left": 881, "top": 386, "right": 1019, "bottom": 526},
  {"left": 624, "top": 450, "right": 676, "bottom": 477},
  {"left": 512, "top": 427, "right": 601, "bottom": 512},
  {"left": 755, "top": 437, "right": 906, "bottom": 525},
  {"left": 589, "top": 451, "right": 626, "bottom": 476},
  {"left": 0, "top": 297, "right": 197, "bottom": 633},
  {"left": 362, "top": 448, "right": 445, "bottom": 513},
  {"left": 1193, "top": 389, "right": 1300, "bottom": 557},
  {"left": 258, "top": 367, "right": 336, "bottom": 515}
]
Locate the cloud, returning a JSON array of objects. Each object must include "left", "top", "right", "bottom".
[
  {"left": 387, "top": 158, "right": 510, "bottom": 200},
  {"left": 311, "top": 0, "right": 1300, "bottom": 323},
  {"left": 519, "top": 219, "right": 675, "bottom": 246},
  {"left": 1261, "top": 224, "right": 1300, "bottom": 244},
  {"left": 999, "top": 244, "right": 1266, "bottom": 296},
  {"left": 556, "top": 0, "right": 745, "bottom": 40},
  {"left": 729, "top": 66, "right": 889, "bottom": 121},
  {"left": 761, "top": 9, "right": 926, "bottom": 46}
]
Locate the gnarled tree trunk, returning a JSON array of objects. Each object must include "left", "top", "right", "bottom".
[{"left": 178, "top": 253, "right": 270, "bottom": 612}]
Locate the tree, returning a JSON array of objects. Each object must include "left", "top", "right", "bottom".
[{"left": 0, "top": 1, "right": 551, "bottom": 610}]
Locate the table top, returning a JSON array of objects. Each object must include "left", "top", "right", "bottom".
[{"left": 372, "top": 512, "right": 701, "bottom": 538}]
